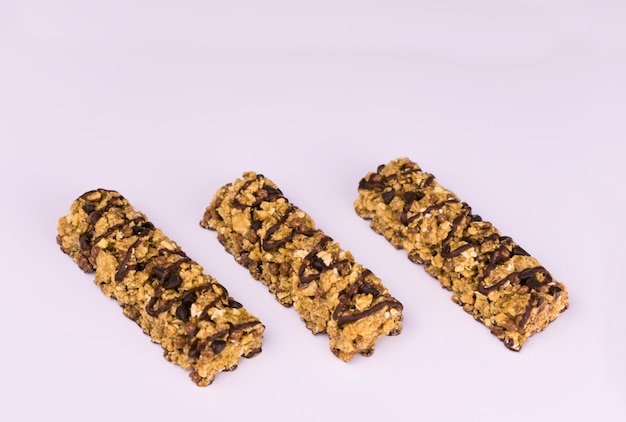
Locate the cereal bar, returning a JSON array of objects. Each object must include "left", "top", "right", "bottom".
[
  {"left": 200, "top": 172, "right": 403, "bottom": 361},
  {"left": 57, "top": 189, "right": 264, "bottom": 386},
  {"left": 354, "top": 158, "right": 568, "bottom": 351}
]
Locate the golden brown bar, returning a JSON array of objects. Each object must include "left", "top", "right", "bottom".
[
  {"left": 57, "top": 189, "right": 264, "bottom": 386},
  {"left": 201, "top": 172, "right": 403, "bottom": 361},
  {"left": 354, "top": 158, "right": 568, "bottom": 351}
]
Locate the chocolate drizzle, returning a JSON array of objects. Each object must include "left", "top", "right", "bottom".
[
  {"left": 358, "top": 162, "right": 425, "bottom": 193},
  {"left": 332, "top": 270, "right": 403, "bottom": 326},
  {"left": 115, "top": 238, "right": 143, "bottom": 281},
  {"left": 397, "top": 179, "right": 457, "bottom": 226},
  {"left": 519, "top": 293, "right": 539, "bottom": 329},
  {"left": 261, "top": 205, "right": 315, "bottom": 251},
  {"left": 298, "top": 236, "right": 333, "bottom": 286},
  {"left": 233, "top": 176, "right": 284, "bottom": 210},
  {"left": 146, "top": 284, "right": 212, "bottom": 318},
  {"left": 188, "top": 328, "right": 229, "bottom": 358},
  {"left": 439, "top": 204, "right": 501, "bottom": 260},
  {"left": 478, "top": 266, "right": 552, "bottom": 295}
]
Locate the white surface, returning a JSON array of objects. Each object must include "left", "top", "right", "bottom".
[{"left": 1, "top": 1, "right": 625, "bottom": 421}]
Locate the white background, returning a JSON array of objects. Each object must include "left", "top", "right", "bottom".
[{"left": 1, "top": 1, "right": 625, "bottom": 420}]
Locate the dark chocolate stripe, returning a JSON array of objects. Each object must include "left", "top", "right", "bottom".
[
  {"left": 198, "top": 288, "right": 230, "bottom": 320},
  {"left": 335, "top": 300, "right": 403, "bottom": 325},
  {"left": 113, "top": 218, "right": 156, "bottom": 281},
  {"left": 231, "top": 179, "right": 255, "bottom": 209},
  {"left": 156, "top": 257, "right": 191, "bottom": 289},
  {"left": 421, "top": 173, "right": 435, "bottom": 188},
  {"left": 233, "top": 176, "right": 284, "bottom": 210},
  {"left": 478, "top": 266, "right": 551, "bottom": 295},
  {"left": 188, "top": 328, "right": 230, "bottom": 358},
  {"left": 358, "top": 164, "right": 429, "bottom": 193},
  {"left": 82, "top": 192, "right": 138, "bottom": 249},
  {"left": 482, "top": 238, "right": 515, "bottom": 279},
  {"left": 146, "top": 284, "right": 214, "bottom": 318},
  {"left": 115, "top": 238, "right": 143, "bottom": 281},
  {"left": 440, "top": 205, "right": 471, "bottom": 258},
  {"left": 91, "top": 223, "right": 125, "bottom": 246},
  {"left": 518, "top": 293, "right": 540, "bottom": 329},
  {"left": 401, "top": 198, "right": 457, "bottom": 225},
  {"left": 442, "top": 232, "right": 501, "bottom": 260},
  {"left": 187, "top": 320, "right": 264, "bottom": 359},
  {"left": 298, "top": 235, "right": 333, "bottom": 286},
  {"left": 441, "top": 242, "right": 475, "bottom": 259},
  {"left": 358, "top": 177, "right": 386, "bottom": 190},
  {"left": 262, "top": 206, "right": 296, "bottom": 251},
  {"left": 332, "top": 270, "right": 403, "bottom": 325},
  {"left": 332, "top": 279, "right": 359, "bottom": 321}
]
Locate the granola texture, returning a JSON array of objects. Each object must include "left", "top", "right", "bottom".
[
  {"left": 57, "top": 189, "right": 264, "bottom": 386},
  {"left": 354, "top": 158, "right": 568, "bottom": 351},
  {"left": 200, "top": 172, "right": 403, "bottom": 362}
]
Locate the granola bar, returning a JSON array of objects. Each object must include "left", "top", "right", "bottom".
[
  {"left": 354, "top": 158, "right": 568, "bottom": 351},
  {"left": 200, "top": 172, "right": 403, "bottom": 362},
  {"left": 57, "top": 189, "right": 264, "bottom": 386}
]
